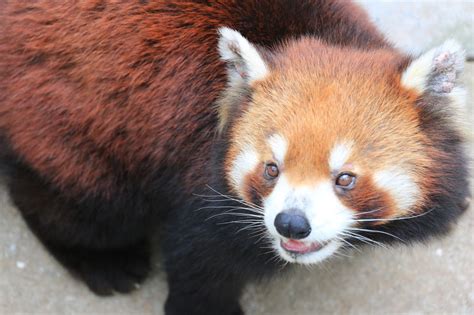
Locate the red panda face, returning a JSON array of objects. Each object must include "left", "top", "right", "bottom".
[{"left": 218, "top": 29, "right": 468, "bottom": 264}]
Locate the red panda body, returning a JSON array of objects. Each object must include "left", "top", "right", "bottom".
[
  {"left": 0, "top": 1, "right": 469, "bottom": 314},
  {"left": 0, "top": 0, "right": 388, "bottom": 199}
]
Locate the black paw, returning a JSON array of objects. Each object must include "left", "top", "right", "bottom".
[
  {"left": 53, "top": 242, "right": 151, "bottom": 296},
  {"left": 165, "top": 295, "right": 244, "bottom": 315},
  {"left": 79, "top": 248, "right": 150, "bottom": 296},
  {"left": 231, "top": 305, "right": 244, "bottom": 315}
]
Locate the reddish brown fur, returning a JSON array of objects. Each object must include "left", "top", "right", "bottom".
[
  {"left": 243, "top": 169, "right": 275, "bottom": 204},
  {"left": 224, "top": 39, "right": 435, "bottom": 217},
  {"left": 346, "top": 176, "right": 397, "bottom": 221},
  {"left": 0, "top": 0, "right": 388, "bottom": 200}
]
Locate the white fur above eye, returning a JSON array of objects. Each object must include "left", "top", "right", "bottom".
[
  {"left": 217, "top": 27, "right": 268, "bottom": 84},
  {"left": 230, "top": 145, "right": 259, "bottom": 192},
  {"left": 401, "top": 39, "right": 465, "bottom": 95},
  {"left": 329, "top": 141, "right": 354, "bottom": 171},
  {"left": 268, "top": 134, "right": 288, "bottom": 164}
]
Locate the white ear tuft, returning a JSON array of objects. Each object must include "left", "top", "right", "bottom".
[
  {"left": 218, "top": 27, "right": 268, "bottom": 85},
  {"left": 401, "top": 39, "right": 465, "bottom": 94}
]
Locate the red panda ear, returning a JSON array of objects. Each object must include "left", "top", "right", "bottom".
[
  {"left": 218, "top": 27, "right": 269, "bottom": 86},
  {"left": 402, "top": 40, "right": 468, "bottom": 133},
  {"left": 401, "top": 40, "right": 465, "bottom": 99}
]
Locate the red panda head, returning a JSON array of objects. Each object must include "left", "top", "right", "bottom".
[{"left": 217, "top": 28, "right": 469, "bottom": 264}]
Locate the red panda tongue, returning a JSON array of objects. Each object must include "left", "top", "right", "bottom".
[{"left": 281, "top": 239, "right": 323, "bottom": 254}]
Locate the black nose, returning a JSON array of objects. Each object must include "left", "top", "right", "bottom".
[{"left": 274, "top": 210, "right": 311, "bottom": 239}]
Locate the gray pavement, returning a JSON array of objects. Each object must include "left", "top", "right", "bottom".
[{"left": 357, "top": 0, "right": 474, "bottom": 58}]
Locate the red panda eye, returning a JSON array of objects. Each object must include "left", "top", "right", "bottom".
[
  {"left": 335, "top": 173, "right": 356, "bottom": 189},
  {"left": 264, "top": 163, "right": 279, "bottom": 179}
]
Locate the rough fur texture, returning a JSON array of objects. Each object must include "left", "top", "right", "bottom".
[{"left": 0, "top": 1, "right": 469, "bottom": 314}]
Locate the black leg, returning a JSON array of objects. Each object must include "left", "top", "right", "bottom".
[
  {"left": 6, "top": 161, "right": 152, "bottom": 295},
  {"left": 46, "top": 240, "right": 151, "bottom": 296},
  {"left": 165, "top": 279, "right": 244, "bottom": 315},
  {"left": 162, "top": 221, "right": 247, "bottom": 315}
]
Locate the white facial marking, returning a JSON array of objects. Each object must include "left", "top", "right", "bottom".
[
  {"left": 277, "top": 239, "right": 343, "bottom": 265},
  {"left": 401, "top": 39, "right": 464, "bottom": 94},
  {"left": 329, "top": 141, "right": 354, "bottom": 171},
  {"left": 304, "top": 181, "right": 354, "bottom": 241},
  {"left": 218, "top": 27, "right": 268, "bottom": 83},
  {"left": 263, "top": 176, "right": 354, "bottom": 264},
  {"left": 268, "top": 134, "right": 288, "bottom": 164},
  {"left": 374, "top": 167, "right": 420, "bottom": 212},
  {"left": 263, "top": 176, "right": 292, "bottom": 238},
  {"left": 230, "top": 146, "right": 259, "bottom": 191}
]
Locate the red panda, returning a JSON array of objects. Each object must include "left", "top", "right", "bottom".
[{"left": 0, "top": 1, "right": 470, "bottom": 314}]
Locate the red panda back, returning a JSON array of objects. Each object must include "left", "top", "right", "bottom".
[
  {"left": 0, "top": 2, "right": 222, "bottom": 197},
  {"left": 0, "top": 0, "right": 388, "bottom": 198}
]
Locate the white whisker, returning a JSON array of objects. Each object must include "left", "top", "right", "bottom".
[
  {"left": 346, "top": 227, "right": 405, "bottom": 243},
  {"left": 217, "top": 220, "right": 265, "bottom": 226},
  {"left": 205, "top": 212, "right": 264, "bottom": 221},
  {"left": 335, "top": 236, "right": 361, "bottom": 252},
  {"left": 196, "top": 205, "right": 263, "bottom": 215},
  {"left": 352, "top": 208, "right": 434, "bottom": 223},
  {"left": 341, "top": 231, "right": 388, "bottom": 249},
  {"left": 236, "top": 226, "right": 260, "bottom": 234},
  {"left": 204, "top": 185, "right": 264, "bottom": 210},
  {"left": 356, "top": 207, "right": 384, "bottom": 217}
]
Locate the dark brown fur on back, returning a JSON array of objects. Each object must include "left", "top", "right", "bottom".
[{"left": 0, "top": 0, "right": 388, "bottom": 199}]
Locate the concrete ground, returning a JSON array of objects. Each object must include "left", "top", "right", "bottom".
[{"left": 1, "top": 2, "right": 473, "bottom": 315}]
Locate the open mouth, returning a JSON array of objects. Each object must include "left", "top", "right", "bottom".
[{"left": 280, "top": 239, "right": 329, "bottom": 256}]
